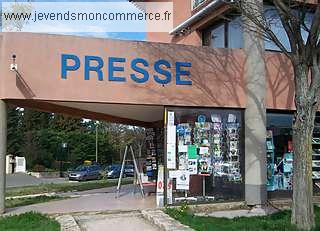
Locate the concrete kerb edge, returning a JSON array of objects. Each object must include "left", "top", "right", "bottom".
[
  {"left": 54, "top": 214, "right": 81, "bottom": 231},
  {"left": 50, "top": 209, "right": 142, "bottom": 217}
]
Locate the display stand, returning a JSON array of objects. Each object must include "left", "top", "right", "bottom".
[
  {"left": 266, "top": 130, "right": 276, "bottom": 191},
  {"left": 312, "top": 127, "right": 320, "bottom": 179},
  {"left": 116, "top": 144, "right": 144, "bottom": 198}
]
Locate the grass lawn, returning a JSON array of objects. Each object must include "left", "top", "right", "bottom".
[
  {"left": 5, "top": 195, "right": 64, "bottom": 208},
  {"left": 0, "top": 212, "right": 60, "bottom": 231},
  {"left": 6, "top": 178, "right": 132, "bottom": 197},
  {"left": 166, "top": 206, "right": 320, "bottom": 231}
]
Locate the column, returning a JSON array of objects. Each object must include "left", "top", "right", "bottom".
[
  {"left": 242, "top": 0, "right": 267, "bottom": 205},
  {"left": 0, "top": 100, "right": 6, "bottom": 213}
]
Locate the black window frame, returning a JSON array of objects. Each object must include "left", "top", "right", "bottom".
[{"left": 202, "top": 14, "right": 242, "bottom": 49}]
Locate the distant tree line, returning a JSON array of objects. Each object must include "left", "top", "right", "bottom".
[{"left": 7, "top": 105, "right": 146, "bottom": 171}]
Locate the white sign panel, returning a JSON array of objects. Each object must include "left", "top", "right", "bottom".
[
  {"left": 168, "top": 111, "right": 175, "bottom": 127},
  {"left": 176, "top": 170, "right": 190, "bottom": 190},
  {"left": 167, "top": 143, "right": 176, "bottom": 169},
  {"left": 167, "top": 126, "right": 176, "bottom": 144},
  {"left": 156, "top": 165, "right": 164, "bottom": 207},
  {"left": 15, "top": 157, "right": 26, "bottom": 173}
]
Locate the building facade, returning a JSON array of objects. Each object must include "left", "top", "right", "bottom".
[
  {"left": 0, "top": 0, "right": 318, "bottom": 212},
  {"left": 144, "top": 0, "right": 319, "bottom": 205}
]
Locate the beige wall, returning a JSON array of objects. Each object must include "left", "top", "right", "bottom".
[{"left": 0, "top": 33, "right": 294, "bottom": 110}]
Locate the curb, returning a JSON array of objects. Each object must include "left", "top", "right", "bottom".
[
  {"left": 141, "top": 209, "right": 194, "bottom": 231},
  {"left": 6, "top": 192, "right": 58, "bottom": 200},
  {"left": 55, "top": 214, "right": 81, "bottom": 231}
]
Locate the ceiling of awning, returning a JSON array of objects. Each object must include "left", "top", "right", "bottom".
[
  {"left": 50, "top": 101, "right": 164, "bottom": 123},
  {"left": 6, "top": 99, "right": 165, "bottom": 127}
]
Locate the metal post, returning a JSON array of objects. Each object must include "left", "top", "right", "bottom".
[
  {"left": 130, "top": 145, "right": 144, "bottom": 197},
  {"left": 202, "top": 176, "right": 205, "bottom": 197},
  {"left": 0, "top": 100, "right": 7, "bottom": 214},
  {"left": 95, "top": 123, "right": 98, "bottom": 163},
  {"left": 116, "top": 145, "right": 128, "bottom": 198},
  {"left": 163, "top": 108, "right": 168, "bottom": 206}
]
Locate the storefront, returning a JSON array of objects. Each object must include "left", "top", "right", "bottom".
[
  {"left": 0, "top": 32, "right": 296, "bottom": 209},
  {"left": 163, "top": 107, "right": 244, "bottom": 204}
]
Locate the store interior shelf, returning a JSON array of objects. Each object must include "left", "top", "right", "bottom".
[{"left": 312, "top": 171, "right": 320, "bottom": 179}]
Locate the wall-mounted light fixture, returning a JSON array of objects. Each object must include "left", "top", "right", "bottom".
[{"left": 10, "top": 54, "right": 18, "bottom": 72}]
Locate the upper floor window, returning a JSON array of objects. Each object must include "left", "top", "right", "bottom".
[
  {"left": 192, "top": 0, "right": 206, "bottom": 9},
  {"left": 202, "top": 15, "right": 243, "bottom": 49},
  {"left": 264, "top": 5, "right": 313, "bottom": 52},
  {"left": 202, "top": 6, "right": 314, "bottom": 52}
]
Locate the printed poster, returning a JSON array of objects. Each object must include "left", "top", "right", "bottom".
[
  {"left": 199, "top": 147, "right": 209, "bottom": 155},
  {"left": 178, "top": 153, "right": 188, "bottom": 170},
  {"left": 188, "top": 159, "right": 198, "bottom": 175},
  {"left": 176, "top": 170, "right": 190, "bottom": 190},
  {"left": 188, "top": 145, "right": 198, "bottom": 159},
  {"left": 178, "top": 145, "right": 188, "bottom": 153}
]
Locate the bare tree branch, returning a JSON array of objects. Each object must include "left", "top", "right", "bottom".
[
  {"left": 273, "top": 0, "right": 305, "bottom": 58},
  {"left": 306, "top": 5, "right": 320, "bottom": 63},
  {"left": 234, "top": 1, "right": 292, "bottom": 57}
]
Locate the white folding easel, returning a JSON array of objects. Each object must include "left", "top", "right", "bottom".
[{"left": 116, "top": 144, "right": 144, "bottom": 198}]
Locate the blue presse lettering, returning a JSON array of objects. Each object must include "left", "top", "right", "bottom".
[
  {"left": 154, "top": 59, "right": 171, "bottom": 84},
  {"left": 61, "top": 54, "right": 80, "bottom": 79},
  {"left": 176, "top": 62, "right": 192, "bottom": 85},
  {"left": 108, "top": 57, "right": 126, "bottom": 82},
  {"left": 130, "top": 58, "right": 149, "bottom": 83},
  {"left": 85, "top": 56, "right": 104, "bottom": 81}
]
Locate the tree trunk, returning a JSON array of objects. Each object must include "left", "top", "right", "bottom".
[{"left": 291, "top": 65, "right": 316, "bottom": 230}]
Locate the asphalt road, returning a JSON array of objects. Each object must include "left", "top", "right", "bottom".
[{"left": 6, "top": 173, "right": 68, "bottom": 188}]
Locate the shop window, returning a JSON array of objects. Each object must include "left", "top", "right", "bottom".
[
  {"left": 165, "top": 107, "right": 244, "bottom": 204},
  {"left": 266, "top": 113, "right": 320, "bottom": 198},
  {"left": 266, "top": 113, "right": 293, "bottom": 195}
]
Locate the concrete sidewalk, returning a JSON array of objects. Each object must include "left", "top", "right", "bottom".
[
  {"left": 6, "top": 185, "right": 156, "bottom": 215},
  {"left": 75, "top": 212, "right": 160, "bottom": 231}
]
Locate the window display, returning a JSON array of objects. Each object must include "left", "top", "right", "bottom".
[
  {"left": 267, "top": 113, "right": 293, "bottom": 195},
  {"left": 265, "top": 113, "right": 320, "bottom": 194},
  {"left": 145, "top": 128, "right": 157, "bottom": 180},
  {"left": 165, "top": 107, "right": 244, "bottom": 204}
]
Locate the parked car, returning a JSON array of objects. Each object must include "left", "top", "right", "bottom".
[
  {"left": 68, "top": 164, "right": 102, "bottom": 181},
  {"left": 124, "top": 164, "right": 134, "bottom": 177},
  {"left": 106, "top": 164, "right": 121, "bottom": 179},
  {"left": 106, "top": 164, "right": 134, "bottom": 178}
]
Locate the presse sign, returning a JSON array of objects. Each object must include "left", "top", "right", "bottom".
[{"left": 61, "top": 54, "right": 192, "bottom": 85}]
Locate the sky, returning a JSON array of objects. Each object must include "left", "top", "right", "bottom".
[{"left": 1, "top": 0, "right": 147, "bottom": 41}]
